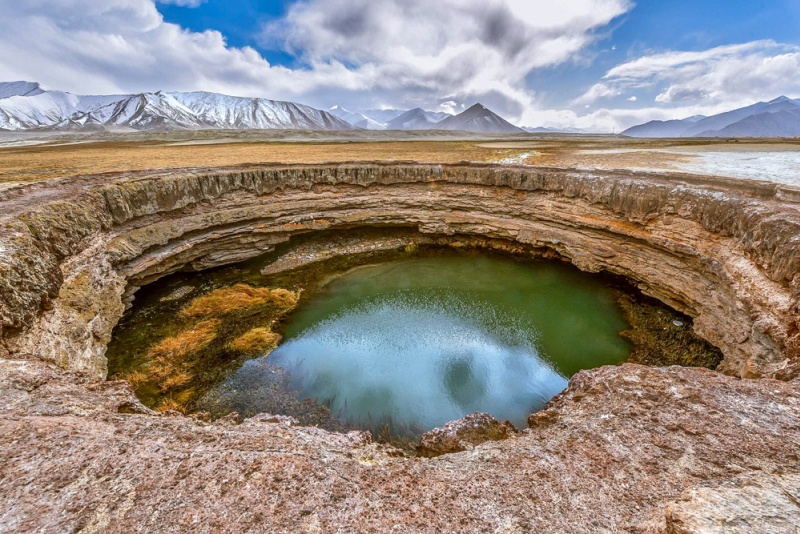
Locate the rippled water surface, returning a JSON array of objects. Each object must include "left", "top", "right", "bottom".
[{"left": 204, "top": 255, "right": 631, "bottom": 435}]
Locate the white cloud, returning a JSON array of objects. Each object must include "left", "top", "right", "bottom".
[
  {"left": 627, "top": 96, "right": 637, "bottom": 102},
  {"left": 559, "top": 40, "right": 800, "bottom": 132},
  {"left": 157, "top": 0, "right": 206, "bottom": 7},
  {"left": 578, "top": 40, "right": 800, "bottom": 108},
  {"left": 572, "top": 83, "right": 619, "bottom": 106},
  {"left": 0, "top": 0, "right": 633, "bottom": 122},
  {"left": 439, "top": 100, "right": 459, "bottom": 114}
]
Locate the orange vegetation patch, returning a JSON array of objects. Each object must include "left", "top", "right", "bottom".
[
  {"left": 117, "top": 370, "right": 149, "bottom": 390},
  {"left": 179, "top": 284, "right": 299, "bottom": 319},
  {"left": 147, "top": 319, "right": 220, "bottom": 364},
  {"left": 228, "top": 327, "right": 281, "bottom": 355},
  {"left": 145, "top": 319, "right": 220, "bottom": 392}
]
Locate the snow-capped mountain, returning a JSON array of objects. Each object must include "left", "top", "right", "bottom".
[
  {"left": 431, "top": 104, "right": 525, "bottom": 134},
  {"left": 0, "top": 81, "right": 47, "bottom": 99},
  {"left": 0, "top": 81, "right": 352, "bottom": 131},
  {"left": 361, "top": 108, "right": 406, "bottom": 124},
  {"left": 329, "top": 105, "right": 387, "bottom": 130},
  {"left": 623, "top": 97, "right": 800, "bottom": 138},
  {"left": 386, "top": 108, "right": 451, "bottom": 130}
]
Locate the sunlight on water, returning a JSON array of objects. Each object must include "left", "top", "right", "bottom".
[{"left": 269, "top": 294, "right": 567, "bottom": 431}]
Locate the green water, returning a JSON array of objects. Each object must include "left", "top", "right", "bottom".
[
  {"left": 286, "top": 256, "right": 630, "bottom": 376},
  {"left": 202, "top": 254, "right": 631, "bottom": 435}
]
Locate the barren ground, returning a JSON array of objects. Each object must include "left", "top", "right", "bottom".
[{"left": 1, "top": 131, "right": 798, "bottom": 186}]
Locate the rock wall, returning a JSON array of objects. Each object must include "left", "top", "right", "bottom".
[{"left": 1, "top": 163, "right": 798, "bottom": 379}]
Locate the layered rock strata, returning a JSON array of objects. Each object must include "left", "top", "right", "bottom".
[{"left": 1, "top": 163, "right": 798, "bottom": 379}]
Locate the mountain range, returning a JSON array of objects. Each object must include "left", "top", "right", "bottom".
[
  {"left": 623, "top": 96, "right": 800, "bottom": 138},
  {"left": 0, "top": 82, "right": 352, "bottom": 132},
  {"left": 330, "top": 103, "right": 522, "bottom": 133},
  {"left": 0, "top": 81, "right": 525, "bottom": 134}
]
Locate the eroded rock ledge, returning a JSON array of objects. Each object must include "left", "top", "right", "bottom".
[
  {"left": 1, "top": 163, "right": 798, "bottom": 379},
  {"left": 1, "top": 163, "right": 799, "bottom": 531}
]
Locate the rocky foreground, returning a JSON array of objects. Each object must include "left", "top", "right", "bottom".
[
  {"left": 1, "top": 163, "right": 799, "bottom": 531},
  {"left": 0, "top": 359, "right": 797, "bottom": 532}
]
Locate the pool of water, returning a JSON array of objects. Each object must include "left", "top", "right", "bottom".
[{"left": 200, "top": 254, "right": 631, "bottom": 436}]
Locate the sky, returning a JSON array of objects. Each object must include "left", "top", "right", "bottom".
[{"left": 0, "top": 0, "right": 799, "bottom": 131}]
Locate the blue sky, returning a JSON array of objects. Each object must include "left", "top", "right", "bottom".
[{"left": 1, "top": 0, "right": 799, "bottom": 130}]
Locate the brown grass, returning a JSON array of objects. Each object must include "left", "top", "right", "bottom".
[
  {"left": 4, "top": 136, "right": 798, "bottom": 186},
  {"left": 116, "top": 370, "right": 149, "bottom": 390},
  {"left": 147, "top": 319, "right": 220, "bottom": 363},
  {"left": 159, "top": 371, "right": 192, "bottom": 392},
  {"left": 157, "top": 398, "right": 188, "bottom": 414},
  {"left": 144, "top": 319, "right": 219, "bottom": 394},
  {"left": 0, "top": 140, "right": 503, "bottom": 184},
  {"left": 179, "top": 284, "right": 299, "bottom": 319},
  {"left": 228, "top": 327, "right": 281, "bottom": 354}
]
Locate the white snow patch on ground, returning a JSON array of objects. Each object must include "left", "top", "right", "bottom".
[
  {"left": 496, "top": 152, "right": 535, "bottom": 165},
  {"left": 674, "top": 151, "right": 800, "bottom": 186},
  {"left": 579, "top": 148, "right": 800, "bottom": 186}
]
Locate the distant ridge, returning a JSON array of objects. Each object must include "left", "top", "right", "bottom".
[
  {"left": 386, "top": 108, "right": 451, "bottom": 130},
  {"left": 623, "top": 96, "right": 800, "bottom": 138},
  {"left": 431, "top": 104, "right": 525, "bottom": 134},
  {"left": 329, "top": 105, "right": 387, "bottom": 130},
  {"left": 0, "top": 81, "right": 353, "bottom": 132}
]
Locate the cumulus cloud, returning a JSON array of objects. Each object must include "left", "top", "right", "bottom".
[
  {"left": 261, "top": 0, "right": 632, "bottom": 115},
  {"left": 578, "top": 40, "right": 800, "bottom": 108},
  {"left": 0, "top": 0, "right": 632, "bottom": 123}
]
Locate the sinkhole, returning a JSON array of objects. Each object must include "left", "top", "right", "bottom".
[{"left": 108, "top": 243, "right": 720, "bottom": 443}]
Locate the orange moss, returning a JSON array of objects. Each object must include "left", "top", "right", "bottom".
[
  {"left": 146, "top": 319, "right": 220, "bottom": 363},
  {"left": 156, "top": 398, "right": 187, "bottom": 414},
  {"left": 159, "top": 371, "right": 192, "bottom": 392},
  {"left": 144, "top": 319, "right": 219, "bottom": 399},
  {"left": 116, "top": 370, "right": 149, "bottom": 390},
  {"left": 228, "top": 327, "right": 281, "bottom": 354},
  {"left": 179, "top": 284, "right": 299, "bottom": 319}
]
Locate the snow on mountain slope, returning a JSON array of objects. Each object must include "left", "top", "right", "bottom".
[
  {"left": 169, "top": 92, "right": 352, "bottom": 130},
  {"left": 362, "top": 108, "right": 406, "bottom": 124},
  {"left": 329, "top": 105, "right": 387, "bottom": 130},
  {"left": 0, "top": 90, "right": 125, "bottom": 130},
  {"left": 386, "top": 108, "right": 451, "bottom": 130},
  {"left": 0, "top": 81, "right": 46, "bottom": 99},
  {"left": 0, "top": 82, "right": 352, "bottom": 131}
]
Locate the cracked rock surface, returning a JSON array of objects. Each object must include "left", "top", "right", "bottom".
[{"left": 1, "top": 359, "right": 798, "bottom": 532}]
